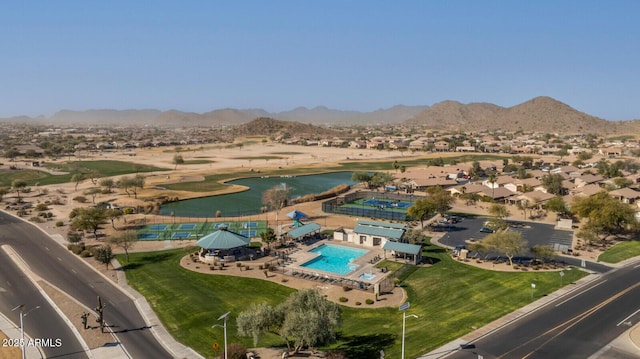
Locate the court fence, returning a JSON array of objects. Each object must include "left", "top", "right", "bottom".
[{"left": 322, "top": 190, "right": 423, "bottom": 222}]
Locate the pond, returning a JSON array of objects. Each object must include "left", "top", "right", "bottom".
[{"left": 160, "top": 171, "right": 356, "bottom": 218}]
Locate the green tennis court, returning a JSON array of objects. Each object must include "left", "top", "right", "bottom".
[{"left": 137, "top": 221, "right": 268, "bottom": 241}]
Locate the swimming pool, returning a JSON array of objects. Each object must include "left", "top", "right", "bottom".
[{"left": 301, "top": 244, "right": 368, "bottom": 275}]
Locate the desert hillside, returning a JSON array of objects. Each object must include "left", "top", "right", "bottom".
[{"left": 406, "top": 96, "right": 639, "bottom": 134}]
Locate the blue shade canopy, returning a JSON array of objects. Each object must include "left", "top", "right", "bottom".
[
  {"left": 286, "top": 209, "right": 308, "bottom": 220},
  {"left": 196, "top": 228, "right": 250, "bottom": 249}
]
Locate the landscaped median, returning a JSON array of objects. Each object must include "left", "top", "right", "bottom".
[{"left": 117, "top": 242, "right": 588, "bottom": 359}]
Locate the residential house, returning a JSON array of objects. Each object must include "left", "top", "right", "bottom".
[{"left": 609, "top": 187, "right": 640, "bottom": 204}]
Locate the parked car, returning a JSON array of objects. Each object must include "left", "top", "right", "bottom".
[{"left": 479, "top": 227, "right": 495, "bottom": 233}]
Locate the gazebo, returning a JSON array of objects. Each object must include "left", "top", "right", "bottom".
[{"left": 196, "top": 227, "right": 251, "bottom": 263}]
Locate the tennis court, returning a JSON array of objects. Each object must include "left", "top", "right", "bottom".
[
  {"left": 240, "top": 230, "right": 257, "bottom": 237},
  {"left": 363, "top": 199, "right": 411, "bottom": 209},
  {"left": 178, "top": 223, "right": 197, "bottom": 230},
  {"left": 137, "top": 220, "right": 268, "bottom": 240},
  {"left": 139, "top": 233, "right": 160, "bottom": 240},
  {"left": 171, "top": 232, "right": 191, "bottom": 239}
]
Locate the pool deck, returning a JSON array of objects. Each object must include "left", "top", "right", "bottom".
[{"left": 285, "top": 240, "right": 390, "bottom": 289}]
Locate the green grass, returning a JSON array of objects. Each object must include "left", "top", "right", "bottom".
[
  {"left": 119, "top": 250, "right": 293, "bottom": 357},
  {"left": 162, "top": 154, "right": 507, "bottom": 192},
  {"left": 598, "top": 240, "right": 640, "bottom": 263},
  {"left": 119, "top": 242, "right": 588, "bottom": 358},
  {"left": 233, "top": 156, "right": 284, "bottom": 161},
  {"left": 184, "top": 159, "right": 215, "bottom": 165},
  {"left": 0, "top": 160, "right": 169, "bottom": 187}
]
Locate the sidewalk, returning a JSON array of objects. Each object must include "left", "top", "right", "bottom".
[
  {"left": 0, "top": 312, "right": 43, "bottom": 359},
  {"left": 46, "top": 232, "right": 204, "bottom": 359},
  {"left": 5, "top": 213, "right": 203, "bottom": 359}
]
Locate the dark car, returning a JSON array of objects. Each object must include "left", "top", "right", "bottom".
[{"left": 479, "top": 227, "right": 495, "bottom": 233}]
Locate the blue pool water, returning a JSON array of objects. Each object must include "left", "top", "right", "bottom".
[{"left": 301, "top": 244, "right": 368, "bottom": 275}]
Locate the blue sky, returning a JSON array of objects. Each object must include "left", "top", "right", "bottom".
[{"left": 1, "top": 1, "right": 639, "bottom": 120}]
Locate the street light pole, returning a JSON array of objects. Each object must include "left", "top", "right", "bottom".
[
  {"left": 399, "top": 302, "right": 418, "bottom": 359},
  {"left": 212, "top": 311, "right": 230, "bottom": 359},
  {"left": 12, "top": 304, "right": 40, "bottom": 359}
]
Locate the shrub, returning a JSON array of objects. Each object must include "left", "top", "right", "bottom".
[
  {"left": 355, "top": 301, "right": 362, "bottom": 306},
  {"left": 55, "top": 221, "right": 64, "bottom": 227},
  {"left": 365, "top": 299, "right": 374, "bottom": 305},
  {"left": 226, "top": 343, "right": 247, "bottom": 359},
  {"left": 29, "top": 216, "right": 44, "bottom": 223},
  {"left": 80, "top": 250, "right": 92, "bottom": 257},
  {"left": 339, "top": 297, "right": 348, "bottom": 302},
  {"left": 123, "top": 207, "right": 135, "bottom": 214},
  {"left": 35, "top": 203, "right": 48, "bottom": 211},
  {"left": 73, "top": 196, "right": 88, "bottom": 203},
  {"left": 67, "top": 231, "right": 83, "bottom": 243},
  {"left": 342, "top": 285, "right": 352, "bottom": 292},
  {"left": 68, "top": 243, "right": 85, "bottom": 255}
]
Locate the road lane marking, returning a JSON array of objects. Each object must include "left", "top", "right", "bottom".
[
  {"left": 555, "top": 280, "right": 607, "bottom": 307},
  {"left": 57, "top": 257, "right": 62, "bottom": 262},
  {"left": 89, "top": 284, "right": 94, "bottom": 288},
  {"left": 515, "top": 282, "right": 640, "bottom": 358},
  {"left": 617, "top": 308, "right": 640, "bottom": 326},
  {"left": 44, "top": 246, "right": 49, "bottom": 251},
  {"left": 71, "top": 269, "right": 77, "bottom": 274}
]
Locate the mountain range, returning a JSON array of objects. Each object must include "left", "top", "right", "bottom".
[{"left": 2, "top": 97, "right": 639, "bottom": 134}]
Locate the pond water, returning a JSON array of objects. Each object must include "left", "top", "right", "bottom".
[{"left": 160, "top": 171, "right": 355, "bottom": 218}]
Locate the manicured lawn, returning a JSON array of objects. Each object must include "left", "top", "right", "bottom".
[
  {"left": 598, "top": 240, "right": 640, "bottom": 263},
  {"left": 119, "top": 242, "right": 587, "bottom": 359}
]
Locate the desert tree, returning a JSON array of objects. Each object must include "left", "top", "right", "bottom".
[
  {"left": 481, "top": 230, "right": 527, "bottom": 267},
  {"left": 109, "top": 230, "right": 138, "bottom": 262},
  {"left": 172, "top": 153, "right": 184, "bottom": 170},
  {"left": 70, "top": 207, "right": 107, "bottom": 240},
  {"left": 99, "top": 178, "right": 115, "bottom": 193},
  {"left": 10, "top": 180, "right": 28, "bottom": 201},
  {"left": 84, "top": 187, "right": 101, "bottom": 204},
  {"left": 71, "top": 173, "right": 86, "bottom": 191},
  {"left": 105, "top": 208, "right": 124, "bottom": 229},
  {"left": 407, "top": 198, "right": 436, "bottom": 229},
  {"left": 94, "top": 245, "right": 115, "bottom": 270},
  {"left": 259, "top": 227, "right": 277, "bottom": 250},
  {"left": 237, "top": 289, "right": 341, "bottom": 354},
  {"left": 262, "top": 184, "right": 291, "bottom": 234},
  {"left": 351, "top": 172, "right": 373, "bottom": 188},
  {"left": 572, "top": 191, "right": 637, "bottom": 244},
  {"left": 541, "top": 173, "right": 565, "bottom": 195}
]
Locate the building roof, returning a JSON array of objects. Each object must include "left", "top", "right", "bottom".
[
  {"left": 382, "top": 241, "right": 422, "bottom": 255},
  {"left": 354, "top": 220, "right": 405, "bottom": 240},
  {"left": 609, "top": 187, "right": 640, "bottom": 199},
  {"left": 287, "top": 222, "right": 321, "bottom": 239}
]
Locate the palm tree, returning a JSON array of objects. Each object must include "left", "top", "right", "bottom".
[{"left": 488, "top": 173, "right": 497, "bottom": 199}]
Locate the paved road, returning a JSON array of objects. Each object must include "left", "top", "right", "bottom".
[
  {"left": 443, "top": 264, "right": 640, "bottom": 358},
  {"left": 0, "top": 211, "right": 173, "bottom": 359},
  {"left": 0, "top": 249, "right": 87, "bottom": 358}
]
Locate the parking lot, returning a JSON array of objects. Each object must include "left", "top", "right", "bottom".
[{"left": 434, "top": 215, "right": 574, "bottom": 260}]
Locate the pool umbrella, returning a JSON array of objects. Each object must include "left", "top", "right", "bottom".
[
  {"left": 286, "top": 209, "right": 308, "bottom": 220},
  {"left": 196, "top": 227, "right": 250, "bottom": 249}
]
